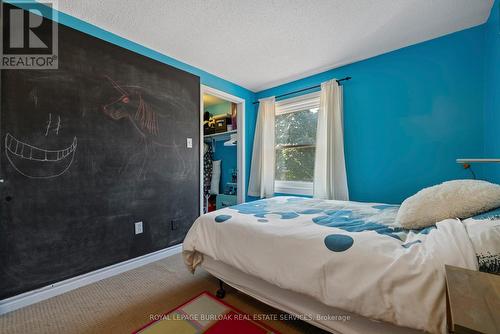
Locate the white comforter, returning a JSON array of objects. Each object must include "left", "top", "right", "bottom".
[{"left": 183, "top": 197, "right": 478, "bottom": 334}]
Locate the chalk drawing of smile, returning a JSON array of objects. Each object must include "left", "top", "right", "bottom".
[{"left": 5, "top": 133, "right": 77, "bottom": 179}]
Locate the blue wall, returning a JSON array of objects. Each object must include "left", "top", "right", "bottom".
[
  {"left": 213, "top": 142, "right": 237, "bottom": 193},
  {"left": 483, "top": 0, "right": 500, "bottom": 182},
  {"left": 255, "top": 25, "right": 488, "bottom": 204},
  {"left": 205, "top": 101, "right": 232, "bottom": 116}
]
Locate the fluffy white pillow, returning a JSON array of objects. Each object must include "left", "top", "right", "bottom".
[
  {"left": 396, "top": 180, "right": 500, "bottom": 229},
  {"left": 463, "top": 210, "right": 500, "bottom": 274}
]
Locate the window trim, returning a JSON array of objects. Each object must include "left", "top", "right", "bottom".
[
  {"left": 275, "top": 91, "right": 320, "bottom": 115},
  {"left": 274, "top": 91, "right": 320, "bottom": 196},
  {"left": 275, "top": 180, "right": 313, "bottom": 196}
]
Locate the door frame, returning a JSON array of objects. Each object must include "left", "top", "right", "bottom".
[{"left": 200, "top": 85, "right": 245, "bottom": 215}]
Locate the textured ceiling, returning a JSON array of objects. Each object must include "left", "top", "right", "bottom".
[{"left": 56, "top": 0, "right": 494, "bottom": 91}]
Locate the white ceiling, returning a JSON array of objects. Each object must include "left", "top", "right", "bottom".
[{"left": 56, "top": 0, "right": 493, "bottom": 92}]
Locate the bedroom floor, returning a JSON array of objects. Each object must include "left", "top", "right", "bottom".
[{"left": 0, "top": 253, "right": 326, "bottom": 334}]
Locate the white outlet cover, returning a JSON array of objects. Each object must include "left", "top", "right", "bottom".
[
  {"left": 134, "top": 221, "right": 143, "bottom": 234},
  {"left": 186, "top": 137, "right": 193, "bottom": 148}
]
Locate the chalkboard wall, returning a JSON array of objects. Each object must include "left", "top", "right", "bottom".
[{"left": 0, "top": 14, "right": 200, "bottom": 298}]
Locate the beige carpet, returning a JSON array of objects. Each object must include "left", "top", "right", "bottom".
[{"left": 0, "top": 253, "right": 326, "bottom": 334}]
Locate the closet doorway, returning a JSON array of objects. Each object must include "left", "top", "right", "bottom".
[{"left": 200, "top": 85, "right": 245, "bottom": 214}]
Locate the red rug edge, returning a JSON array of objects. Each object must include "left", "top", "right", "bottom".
[{"left": 132, "top": 290, "right": 282, "bottom": 334}]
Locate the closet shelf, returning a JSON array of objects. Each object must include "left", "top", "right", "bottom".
[{"left": 204, "top": 130, "right": 237, "bottom": 142}]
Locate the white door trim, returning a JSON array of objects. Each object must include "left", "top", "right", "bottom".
[
  {"left": 200, "top": 85, "right": 246, "bottom": 214},
  {"left": 0, "top": 244, "right": 182, "bottom": 315}
]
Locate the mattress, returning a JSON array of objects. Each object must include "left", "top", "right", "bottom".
[{"left": 201, "top": 254, "right": 423, "bottom": 334}]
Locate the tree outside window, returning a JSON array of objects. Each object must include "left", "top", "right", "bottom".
[{"left": 275, "top": 108, "right": 318, "bottom": 182}]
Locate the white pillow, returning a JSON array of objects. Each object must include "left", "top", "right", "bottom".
[
  {"left": 210, "top": 160, "right": 221, "bottom": 195},
  {"left": 396, "top": 180, "right": 500, "bottom": 229},
  {"left": 463, "top": 209, "right": 500, "bottom": 274}
]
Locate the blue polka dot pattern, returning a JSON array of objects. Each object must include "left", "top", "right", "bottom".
[
  {"left": 215, "top": 215, "right": 232, "bottom": 223},
  {"left": 313, "top": 210, "right": 404, "bottom": 240},
  {"left": 299, "top": 209, "right": 323, "bottom": 214},
  {"left": 324, "top": 234, "right": 354, "bottom": 252},
  {"left": 372, "top": 204, "right": 399, "bottom": 210},
  {"left": 230, "top": 199, "right": 303, "bottom": 220}
]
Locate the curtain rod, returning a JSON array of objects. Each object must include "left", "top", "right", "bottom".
[
  {"left": 456, "top": 159, "right": 500, "bottom": 163},
  {"left": 252, "top": 76, "right": 351, "bottom": 105}
]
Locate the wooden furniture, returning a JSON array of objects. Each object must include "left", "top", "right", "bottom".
[{"left": 445, "top": 265, "right": 500, "bottom": 334}]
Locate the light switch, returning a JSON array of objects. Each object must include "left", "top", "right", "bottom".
[
  {"left": 134, "top": 221, "right": 143, "bottom": 234},
  {"left": 186, "top": 137, "right": 193, "bottom": 148}
]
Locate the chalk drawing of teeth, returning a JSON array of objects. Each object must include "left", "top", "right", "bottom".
[{"left": 5, "top": 133, "right": 77, "bottom": 179}]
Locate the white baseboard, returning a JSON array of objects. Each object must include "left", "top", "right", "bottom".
[{"left": 0, "top": 243, "right": 183, "bottom": 315}]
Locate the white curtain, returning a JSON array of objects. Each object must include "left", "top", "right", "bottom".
[
  {"left": 313, "top": 79, "right": 349, "bottom": 200},
  {"left": 248, "top": 97, "right": 276, "bottom": 198}
]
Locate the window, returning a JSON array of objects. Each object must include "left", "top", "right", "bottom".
[{"left": 274, "top": 92, "right": 320, "bottom": 196}]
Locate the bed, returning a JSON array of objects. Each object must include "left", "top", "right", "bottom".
[
  {"left": 182, "top": 196, "right": 490, "bottom": 334},
  {"left": 200, "top": 255, "right": 423, "bottom": 334}
]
